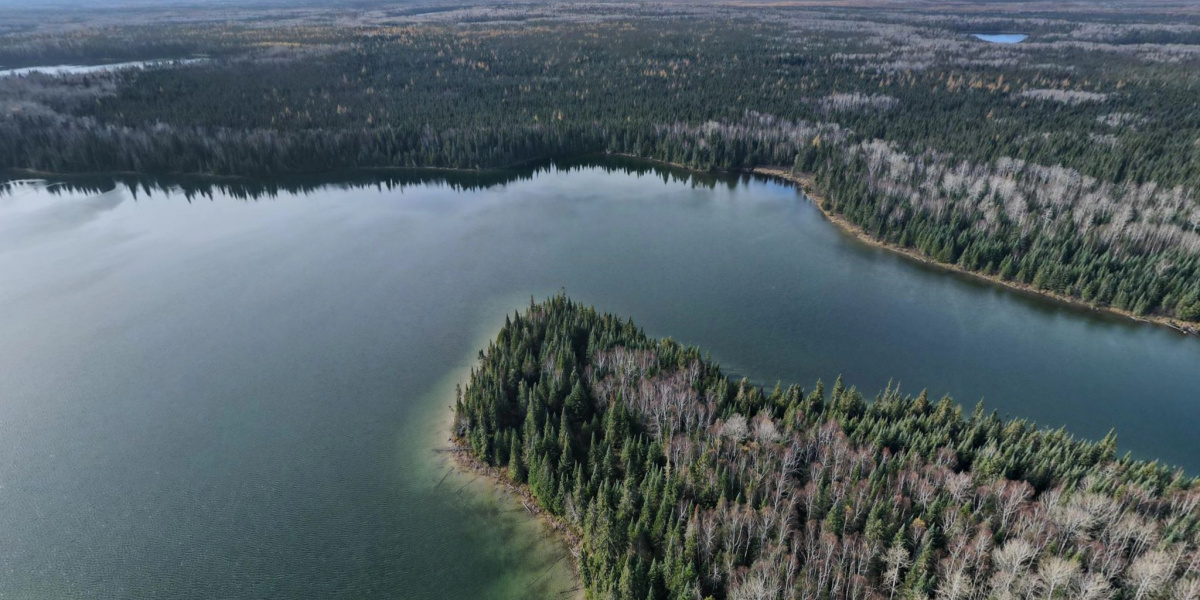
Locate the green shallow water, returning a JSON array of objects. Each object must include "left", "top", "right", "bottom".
[{"left": 0, "top": 160, "right": 1197, "bottom": 598}]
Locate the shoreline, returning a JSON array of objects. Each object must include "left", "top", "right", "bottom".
[
  {"left": 440, "top": 388, "right": 585, "bottom": 600},
  {"left": 750, "top": 166, "right": 1200, "bottom": 338}
]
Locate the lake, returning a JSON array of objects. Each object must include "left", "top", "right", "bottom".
[
  {"left": 0, "top": 59, "right": 202, "bottom": 78},
  {"left": 1, "top": 160, "right": 1198, "bottom": 598},
  {"left": 971, "top": 33, "right": 1029, "bottom": 44}
]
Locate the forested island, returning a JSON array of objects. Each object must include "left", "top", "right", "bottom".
[
  {"left": 455, "top": 295, "right": 1200, "bottom": 600},
  {"left": 3, "top": 1, "right": 1200, "bottom": 326}
]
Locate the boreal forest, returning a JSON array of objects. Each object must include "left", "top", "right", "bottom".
[
  {"left": 3, "top": 1, "right": 1200, "bottom": 598},
  {"left": 4, "top": 2, "right": 1200, "bottom": 600}
]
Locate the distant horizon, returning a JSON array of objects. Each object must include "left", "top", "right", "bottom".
[
  {"left": 3, "top": 0, "right": 1200, "bottom": 17},
  {"left": 0, "top": 0, "right": 393, "bottom": 9}
]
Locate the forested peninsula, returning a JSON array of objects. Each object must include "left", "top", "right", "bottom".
[
  {"left": 454, "top": 296, "right": 1200, "bottom": 600},
  {"left": 3, "top": 1, "right": 1199, "bottom": 326}
]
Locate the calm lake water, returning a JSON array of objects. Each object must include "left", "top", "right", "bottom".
[
  {"left": 972, "top": 33, "right": 1029, "bottom": 43},
  {"left": 1, "top": 160, "right": 1198, "bottom": 598}
]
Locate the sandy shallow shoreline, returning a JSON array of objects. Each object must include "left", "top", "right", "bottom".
[{"left": 436, "top": 381, "right": 585, "bottom": 600}]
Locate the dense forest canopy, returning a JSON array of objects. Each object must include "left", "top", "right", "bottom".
[
  {"left": 455, "top": 295, "right": 1200, "bottom": 600},
  {"left": 2, "top": 1, "right": 1200, "bottom": 322}
]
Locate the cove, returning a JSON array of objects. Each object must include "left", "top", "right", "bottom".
[{"left": 0, "top": 159, "right": 1197, "bottom": 598}]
